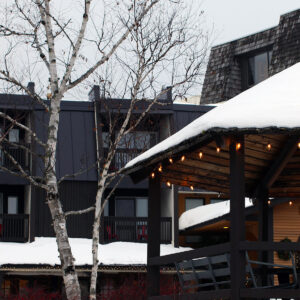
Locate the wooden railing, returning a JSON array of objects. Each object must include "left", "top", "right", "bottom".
[
  {"left": 148, "top": 241, "right": 300, "bottom": 299},
  {"left": 1, "top": 142, "right": 30, "bottom": 170},
  {"left": 0, "top": 214, "right": 29, "bottom": 242},
  {"left": 103, "top": 216, "right": 172, "bottom": 243}
]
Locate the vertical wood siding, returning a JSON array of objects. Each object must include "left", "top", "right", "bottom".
[{"left": 273, "top": 199, "right": 300, "bottom": 265}]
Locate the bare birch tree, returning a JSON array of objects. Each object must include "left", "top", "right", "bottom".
[{"left": 0, "top": 0, "right": 210, "bottom": 299}]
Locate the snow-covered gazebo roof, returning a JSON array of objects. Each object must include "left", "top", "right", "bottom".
[{"left": 124, "top": 63, "right": 300, "bottom": 198}]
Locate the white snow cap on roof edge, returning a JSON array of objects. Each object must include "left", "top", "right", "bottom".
[
  {"left": 179, "top": 198, "right": 253, "bottom": 231},
  {"left": 125, "top": 63, "right": 300, "bottom": 170}
]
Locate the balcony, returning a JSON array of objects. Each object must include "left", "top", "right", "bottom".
[
  {"left": 0, "top": 142, "right": 30, "bottom": 170},
  {"left": 103, "top": 217, "right": 172, "bottom": 243},
  {"left": 0, "top": 214, "right": 29, "bottom": 242}
]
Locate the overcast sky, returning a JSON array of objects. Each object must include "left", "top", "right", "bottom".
[{"left": 200, "top": 0, "right": 300, "bottom": 45}]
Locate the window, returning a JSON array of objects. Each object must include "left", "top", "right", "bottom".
[
  {"left": 114, "top": 197, "right": 148, "bottom": 217},
  {"left": 9, "top": 129, "right": 19, "bottom": 143},
  {"left": 185, "top": 198, "right": 204, "bottom": 211},
  {"left": 0, "top": 193, "right": 3, "bottom": 214},
  {"left": 136, "top": 197, "right": 148, "bottom": 217},
  {"left": 102, "top": 131, "right": 157, "bottom": 169},
  {"left": 241, "top": 50, "right": 272, "bottom": 90},
  {"left": 8, "top": 196, "right": 18, "bottom": 214},
  {"left": 115, "top": 198, "right": 135, "bottom": 217},
  {"left": 210, "top": 199, "right": 227, "bottom": 204}
]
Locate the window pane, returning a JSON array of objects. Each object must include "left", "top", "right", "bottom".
[
  {"left": 8, "top": 196, "right": 18, "bottom": 214},
  {"left": 254, "top": 52, "right": 268, "bottom": 83},
  {"left": 104, "top": 201, "right": 109, "bottom": 217},
  {"left": 210, "top": 199, "right": 227, "bottom": 204},
  {"left": 115, "top": 198, "right": 134, "bottom": 217},
  {"left": 9, "top": 129, "right": 19, "bottom": 143},
  {"left": 136, "top": 198, "right": 148, "bottom": 217},
  {"left": 0, "top": 193, "right": 3, "bottom": 214},
  {"left": 185, "top": 198, "right": 204, "bottom": 211}
]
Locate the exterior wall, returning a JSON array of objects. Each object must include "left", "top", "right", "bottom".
[
  {"left": 32, "top": 181, "right": 97, "bottom": 238},
  {"left": 201, "top": 9, "right": 300, "bottom": 104},
  {"left": 273, "top": 199, "right": 300, "bottom": 265}
]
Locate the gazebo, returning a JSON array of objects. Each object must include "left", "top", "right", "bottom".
[{"left": 123, "top": 63, "right": 300, "bottom": 299}]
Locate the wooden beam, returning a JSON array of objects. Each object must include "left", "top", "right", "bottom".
[
  {"left": 147, "top": 174, "right": 161, "bottom": 297},
  {"left": 172, "top": 185, "right": 179, "bottom": 248},
  {"left": 229, "top": 136, "right": 245, "bottom": 300},
  {"left": 254, "top": 135, "right": 299, "bottom": 194},
  {"left": 148, "top": 242, "right": 230, "bottom": 266},
  {"left": 150, "top": 289, "right": 231, "bottom": 300}
]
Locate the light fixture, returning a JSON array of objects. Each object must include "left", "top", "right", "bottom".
[
  {"left": 158, "top": 165, "right": 162, "bottom": 173},
  {"left": 268, "top": 200, "right": 271, "bottom": 205},
  {"left": 181, "top": 155, "right": 185, "bottom": 162},
  {"left": 151, "top": 172, "right": 155, "bottom": 179},
  {"left": 169, "top": 158, "right": 173, "bottom": 164},
  {"left": 223, "top": 226, "right": 229, "bottom": 229},
  {"left": 166, "top": 181, "right": 171, "bottom": 187},
  {"left": 199, "top": 151, "right": 203, "bottom": 159},
  {"left": 266, "top": 143, "right": 272, "bottom": 151},
  {"left": 190, "top": 185, "right": 194, "bottom": 191},
  {"left": 298, "top": 142, "right": 300, "bottom": 149},
  {"left": 236, "top": 142, "right": 241, "bottom": 151},
  {"left": 289, "top": 200, "right": 293, "bottom": 206},
  {"left": 216, "top": 147, "right": 221, "bottom": 153}
]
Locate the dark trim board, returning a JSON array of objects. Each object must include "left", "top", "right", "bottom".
[
  {"left": 150, "top": 289, "right": 231, "bottom": 300},
  {"left": 148, "top": 242, "right": 230, "bottom": 266}
]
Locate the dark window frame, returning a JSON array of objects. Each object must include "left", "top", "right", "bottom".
[{"left": 240, "top": 47, "right": 273, "bottom": 91}]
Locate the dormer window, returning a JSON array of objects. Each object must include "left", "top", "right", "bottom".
[{"left": 241, "top": 49, "right": 272, "bottom": 90}]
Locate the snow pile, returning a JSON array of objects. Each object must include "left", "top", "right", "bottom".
[
  {"left": 125, "top": 63, "right": 300, "bottom": 170},
  {"left": 0, "top": 238, "right": 192, "bottom": 266},
  {"left": 179, "top": 198, "right": 253, "bottom": 230}
]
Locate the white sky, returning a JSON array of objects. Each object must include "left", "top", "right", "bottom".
[{"left": 199, "top": 0, "right": 300, "bottom": 45}]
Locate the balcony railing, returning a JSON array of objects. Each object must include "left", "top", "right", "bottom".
[
  {"left": 0, "top": 214, "right": 29, "bottom": 242},
  {"left": 103, "top": 216, "right": 172, "bottom": 243},
  {"left": 0, "top": 142, "right": 30, "bottom": 170}
]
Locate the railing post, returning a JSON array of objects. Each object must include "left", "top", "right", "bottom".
[
  {"left": 147, "top": 173, "right": 161, "bottom": 297},
  {"left": 229, "top": 136, "right": 246, "bottom": 300}
]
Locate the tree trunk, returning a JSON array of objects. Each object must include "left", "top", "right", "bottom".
[
  {"left": 89, "top": 182, "right": 106, "bottom": 300},
  {"left": 47, "top": 184, "right": 81, "bottom": 300},
  {"left": 46, "top": 98, "right": 81, "bottom": 300}
]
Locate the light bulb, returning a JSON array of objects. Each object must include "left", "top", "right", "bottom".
[
  {"left": 181, "top": 155, "right": 185, "bottom": 162},
  {"left": 199, "top": 151, "right": 203, "bottom": 159}
]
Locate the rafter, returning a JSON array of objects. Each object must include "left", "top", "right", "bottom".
[{"left": 253, "top": 135, "right": 299, "bottom": 196}]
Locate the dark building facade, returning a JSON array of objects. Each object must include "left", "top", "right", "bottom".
[
  {"left": 201, "top": 8, "right": 300, "bottom": 104},
  {"left": 0, "top": 88, "right": 212, "bottom": 246}
]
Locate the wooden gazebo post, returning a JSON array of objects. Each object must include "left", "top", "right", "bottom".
[
  {"left": 229, "top": 136, "right": 246, "bottom": 300},
  {"left": 147, "top": 173, "right": 161, "bottom": 297}
]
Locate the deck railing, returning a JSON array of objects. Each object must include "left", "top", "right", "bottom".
[
  {"left": 0, "top": 214, "right": 29, "bottom": 242},
  {"left": 148, "top": 241, "right": 300, "bottom": 299},
  {"left": 0, "top": 142, "right": 30, "bottom": 170},
  {"left": 103, "top": 216, "right": 172, "bottom": 243}
]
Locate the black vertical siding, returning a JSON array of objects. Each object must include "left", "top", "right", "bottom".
[{"left": 33, "top": 181, "right": 97, "bottom": 238}]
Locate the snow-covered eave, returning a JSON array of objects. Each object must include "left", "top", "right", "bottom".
[
  {"left": 180, "top": 204, "right": 256, "bottom": 232},
  {"left": 123, "top": 125, "right": 300, "bottom": 179}
]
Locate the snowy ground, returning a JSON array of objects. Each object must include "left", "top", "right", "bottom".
[
  {"left": 0, "top": 238, "right": 192, "bottom": 266},
  {"left": 179, "top": 198, "right": 253, "bottom": 230}
]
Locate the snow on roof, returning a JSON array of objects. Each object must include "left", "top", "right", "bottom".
[
  {"left": 125, "top": 63, "right": 300, "bottom": 171},
  {"left": 0, "top": 238, "right": 192, "bottom": 266},
  {"left": 179, "top": 198, "right": 253, "bottom": 231}
]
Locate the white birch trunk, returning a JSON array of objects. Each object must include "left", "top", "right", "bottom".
[{"left": 46, "top": 99, "right": 81, "bottom": 300}]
